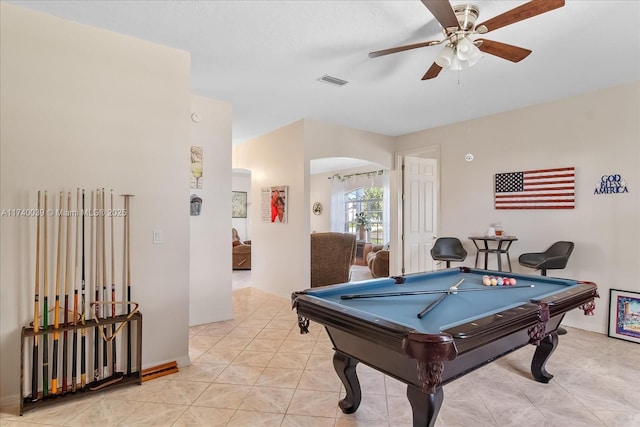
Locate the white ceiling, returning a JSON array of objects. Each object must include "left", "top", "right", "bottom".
[{"left": 11, "top": 0, "right": 640, "bottom": 149}]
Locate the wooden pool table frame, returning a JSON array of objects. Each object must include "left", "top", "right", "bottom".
[{"left": 292, "top": 268, "right": 598, "bottom": 427}]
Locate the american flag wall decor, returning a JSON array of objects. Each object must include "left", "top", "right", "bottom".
[{"left": 494, "top": 167, "right": 575, "bottom": 209}]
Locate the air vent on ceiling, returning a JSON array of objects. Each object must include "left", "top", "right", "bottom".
[{"left": 319, "top": 74, "right": 348, "bottom": 87}]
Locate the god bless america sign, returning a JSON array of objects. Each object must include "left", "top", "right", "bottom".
[{"left": 594, "top": 174, "right": 629, "bottom": 195}]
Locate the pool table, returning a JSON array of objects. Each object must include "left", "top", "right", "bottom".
[{"left": 292, "top": 267, "right": 598, "bottom": 427}]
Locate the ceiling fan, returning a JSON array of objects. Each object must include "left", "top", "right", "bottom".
[{"left": 369, "top": 0, "right": 565, "bottom": 80}]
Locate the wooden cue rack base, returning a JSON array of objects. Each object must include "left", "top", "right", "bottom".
[{"left": 20, "top": 311, "right": 142, "bottom": 415}]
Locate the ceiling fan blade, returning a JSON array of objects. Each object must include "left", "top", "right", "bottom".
[
  {"left": 421, "top": 62, "right": 442, "bottom": 80},
  {"left": 477, "top": 39, "right": 532, "bottom": 63},
  {"left": 476, "top": 0, "right": 565, "bottom": 33},
  {"left": 369, "top": 40, "right": 441, "bottom": 58},
  {"left": 420, "top": 0, "right": 459, "bottom": 31}
]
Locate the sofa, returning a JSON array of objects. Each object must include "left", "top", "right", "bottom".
[
  {"left": 310, "top": 232, "right": 356, "bottom": 288},
  {"left": 232, "top": 228, "right": 251, "bottom": 270},
  {"left": 366, "top": 243, "right": 390, "bottom": 278}
]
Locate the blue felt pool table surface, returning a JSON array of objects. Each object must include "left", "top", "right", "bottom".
[{"left": 302, "top": 268, "right": 579, "bottom": 334}]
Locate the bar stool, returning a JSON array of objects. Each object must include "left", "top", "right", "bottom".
[
  {"left": 518, "top": 241, "right": 574, "bottom": 276},
  {"left": 431, "top": 237, "right": 467, "bottom": 268}
]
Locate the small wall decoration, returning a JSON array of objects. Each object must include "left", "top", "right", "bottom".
[
  {"left": 594, "top": 174, "right": 629, "bottom": 195},
  {"left": 232, "top": 191, "right": 247, "bottom": 218},
  {"left": 261, "top": 186, "right": 288, "bottom": 223},
  {"left": 312, "top": 202, "right": 323, "bottom": 215},
  {"left": 494, "top": 166, "right": 575, "bottom": 210},
  {"left": 608, "top": 289, "right": 640, "bottom": 344},
  {"left": 190, "top": 194, "right": 202, "bottom": 216},
  {"left": 190, "top": 146, "right": 203, "bottom": 189}
]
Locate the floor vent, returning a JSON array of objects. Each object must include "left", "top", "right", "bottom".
[
  {"left": 319, "top": 74, "right": 348, "bottom": 87},
  {"left": 141, "top": 361, "right": 179, "bottom": 382}
]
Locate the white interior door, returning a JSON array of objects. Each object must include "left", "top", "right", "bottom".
[{"left": 402, "top": 156, "right": 438, "bottom": 274}]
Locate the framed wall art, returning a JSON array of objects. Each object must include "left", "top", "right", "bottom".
[
  {"left": 312, "top": 202, "right": 323, "bottom": 215},
  {"left": 494, "top": 166, "right": 575, "bottom": 209},
  {"left": 232, "top": 191, "right": 247, "bottom": 218},
  {"left": 608, "top": 288, "right": 640, "bottom": 344},
  {"left": 261, "top": 185, "right": 288, "bottom": 223},
  {"left": 190, "top": 146, "right": 203, "bottom": 189}
]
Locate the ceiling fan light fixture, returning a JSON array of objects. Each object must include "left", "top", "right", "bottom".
[
  {"left": 435, "top": 44, "right": 455, "bottom": 68},
  {"left": 449, "top": 55, "right": 463, "bottom": 71},
  {"left": 455, "top": 37, "right": 476, "bottom": 60},
  {"left": 448, "top": 36, "right": 483, "bottom": 68},
  {"left": 466, "top": 48, "right": 484, "bottom": 67}
]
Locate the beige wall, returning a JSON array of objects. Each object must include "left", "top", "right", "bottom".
[
  {"left": 309, "top": 173, "right": 333, "bottom": 234},
  {"left": 189, "top": 95, "right": 233, "bottom": 326},
  {"left": 1, "top": 4, "right": 192, "bottom": 405},
  {"left": 233, "top": 121, "right": 308, "bottom": 296},
  {"left": 396, "top": 81, "right": 640, "bottom": 333},
  {"left": 304, "top": 119, "right": 394, "bottom": 169}
]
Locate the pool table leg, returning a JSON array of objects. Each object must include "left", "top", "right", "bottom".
[
  {"left": 333, "top": 352, "right": 361, "bottom": 414},
  {"left": 531, "top": 332, "right": 558, "bottom": 383},
  {"left": 406, "top": 385, "right": 443, "bottom": 427}
]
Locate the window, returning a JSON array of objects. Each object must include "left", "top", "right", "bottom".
[{"left": 344, "top": 187, "right": 384, "bottom": 244}]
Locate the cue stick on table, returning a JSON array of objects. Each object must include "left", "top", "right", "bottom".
[
  {"left": 340, "top": 284, "right": 535, "bottom": 300},
  {"left": 416, "top": 279, "right": 464, "bottom": 319}
]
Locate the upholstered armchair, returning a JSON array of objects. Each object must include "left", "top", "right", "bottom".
[
  {"left": 232, "top": 228, "right": 251, "bottom": 245},
  {"left": 232, "top": 228, "right": 251, "bottom": 270},
  {"left": 367, "top": 243, "right": 390, "bottom": 278},
  {"left": 310, "top": 232, "right": 356, "bottom": 288}
]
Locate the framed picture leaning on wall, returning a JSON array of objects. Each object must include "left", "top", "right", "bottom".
[{"left": 608, "top": 288, "right": 640, "bottom": 344}]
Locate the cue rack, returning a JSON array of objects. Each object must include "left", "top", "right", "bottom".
[{"left": 19, "top": 189, "right": 141, "bottom": 415}]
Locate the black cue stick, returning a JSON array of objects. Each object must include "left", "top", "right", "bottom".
[
  {"left": 71, "top": 189, "right": 80, "bottom": 392},
  {"left": 93, "top": 190, "right": 100, "bottom": 382},
  {"left": 62, "top": 192, "right": 71, "bottom": 394},
  {"left": 51, "top": 191, "right": 63, "bottom": 395},
  {"left": 101, "top": 189, "right": 108, "bottom": 379},
  {"left": 110, "top": 190, "right": 117, "bottom": 377},
  {"left": 31, "top": 191, "right": 41, "bottom": 402},
  {"left": 340, "top": 284, "right": 535, "bottom": 300},
  {"left": 42, "top": 191, "right": 49, "bottom": 397},
  {"left": 416, "top": 278, "right": 464, "bottom": 319},
  {"left": 122, "top": 194, "right": 132, "bottom": 375},
  {"left": 417, "top": 293, "right": 448, "bottom": 319},
  {"left": 80, "top": 190, "right": 87, "bottom": 390}
]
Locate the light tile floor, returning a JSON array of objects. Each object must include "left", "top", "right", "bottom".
[{"left": 3, "top": 268, "right": 639, "bottom": 426}]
